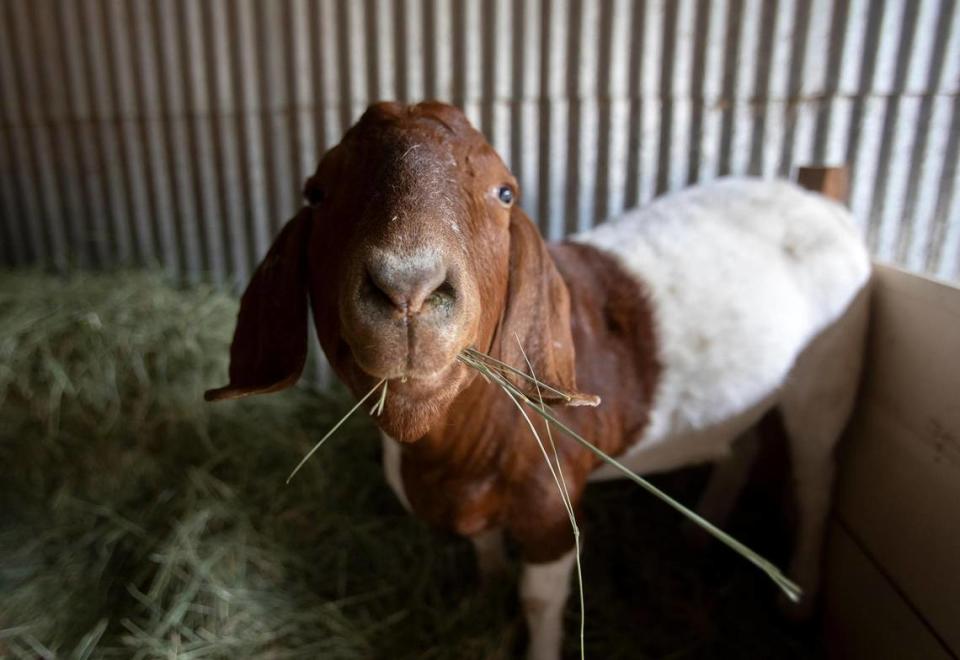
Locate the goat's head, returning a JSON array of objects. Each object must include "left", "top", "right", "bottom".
[{"left": 206, "top": 101, "right": 592, "bottom": 441}]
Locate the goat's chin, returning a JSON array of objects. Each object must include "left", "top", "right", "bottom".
[{"left": 357, "top": 360, "right": 469, "bottom": 443}]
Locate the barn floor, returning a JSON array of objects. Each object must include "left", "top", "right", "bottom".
[{"left": 0, "top": 271, "right": 822, "bottom": 659}]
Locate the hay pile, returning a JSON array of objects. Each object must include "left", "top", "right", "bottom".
[{"left": 0, "top": 271, "right": 818, "bottom": 659}]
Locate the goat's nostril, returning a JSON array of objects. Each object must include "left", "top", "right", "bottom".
[
  {"left": 364, "top": 269, "right": 399, "bottom": 309},
  {"left": 425, "top": 280, "right": 456, "bottom": 308},
  {"left": 362, "top": 260, "right": 454, "bottom": 316}
]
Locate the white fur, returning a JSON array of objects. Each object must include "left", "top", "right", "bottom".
[
  {"left": 520, "top": 549, "right": 577, "bottom": 660},
  {"left": 577, "top": 178, "right": 871, "bottom": 479},
  {"left": 380, "top": 433, "right": 413, "bottom": 512}
]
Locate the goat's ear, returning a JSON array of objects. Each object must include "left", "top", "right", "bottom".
[
  {"left": 496, "top": 207, "right": 600, "bottom": 408},
  {"left": 205, "top": 209, "right": 312, "bottom": 402}
]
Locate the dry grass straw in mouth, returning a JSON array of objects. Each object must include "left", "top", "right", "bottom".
[
  {"left": 456, "top": 346, "right": 803, "bottom": 605},
  {"left": 287, "top": 379, "right": 388, "bottom": 484}
]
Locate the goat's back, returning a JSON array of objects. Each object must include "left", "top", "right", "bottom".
[{"left": 573, "top": 178, "right": 871, "bottom": 460}]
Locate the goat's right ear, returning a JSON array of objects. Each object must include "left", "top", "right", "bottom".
[{"left": 205, "top": 208, "right": 312, "bottom": 402}]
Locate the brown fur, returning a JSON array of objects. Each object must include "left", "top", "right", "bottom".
[{"left": 206, "top": 102, "right": 660, "bottom": 563}]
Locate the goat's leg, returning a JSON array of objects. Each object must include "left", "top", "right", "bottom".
[
  {"left": 778, "top": 289, "right": 869, "bottom": 617},
  {"left": 520, "top": 549, "right": 576, "bottom": 660},
  {"left": 691, "top": 427, "right": 760, "bottom": 536},
  {"left": 471, "top": 528, "right": 508, "bottom": 581},
  {"left": 782, "top": 441, "right": 835, "bottom": 619}
]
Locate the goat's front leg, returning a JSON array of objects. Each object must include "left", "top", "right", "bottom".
[
  {"left": 520, "top": 549, "right": 577, "bottom": 660},
  {"left": 470, "top": 528, "right": 508, "bottom": 580}
]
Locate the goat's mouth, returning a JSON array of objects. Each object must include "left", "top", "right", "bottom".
[{"left": 345, "top": 338, "right": 469, "bottom": 394}]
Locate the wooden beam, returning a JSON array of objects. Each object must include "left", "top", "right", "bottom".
[{"left": 796, "top": 166, "right": 849, "bottom": 204}]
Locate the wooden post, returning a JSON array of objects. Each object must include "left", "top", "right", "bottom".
[{"left": 796, "top": 166, "right": 849, "bottom": 205}]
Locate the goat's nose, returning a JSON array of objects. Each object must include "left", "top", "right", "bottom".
[{"left": 364, "top": 255, "right": 451, "bottom": 316}]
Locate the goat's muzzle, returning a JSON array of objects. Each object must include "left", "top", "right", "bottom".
[{"left": 340, "top": 247, "right": 476, "bottom": 382}]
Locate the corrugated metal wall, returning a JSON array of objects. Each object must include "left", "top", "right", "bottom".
[{"left": 2, "top": 0, "right": 959, "bottom": 287}]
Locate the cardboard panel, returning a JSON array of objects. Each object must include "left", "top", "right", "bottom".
[
  {"left": 826, "top": 264, "right": 960, "bottom": 656},
  {"left": 824, "top": 523, "right": 953, "bottom": 660}
]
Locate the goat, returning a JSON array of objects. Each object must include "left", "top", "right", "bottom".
[{"left": 206, "top": 101, "right": 871, "bottom": 659}]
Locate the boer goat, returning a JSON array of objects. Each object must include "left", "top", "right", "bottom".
[{"left": 207, "top": 101, "right": 871, "bottom": 659}]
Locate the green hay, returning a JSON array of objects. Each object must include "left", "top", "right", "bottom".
[{"left": 0, "top": 270, "right": 819, "bottom": 659}]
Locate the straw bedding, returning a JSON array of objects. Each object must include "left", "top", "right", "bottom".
[{"left": 0, "top": 271, "right": 818, "bottom": 659}]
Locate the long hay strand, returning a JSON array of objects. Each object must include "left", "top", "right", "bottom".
[
  {"left": 514, "top": 340, "right": 586, "bottom": 660},
  {"left": 286, "top": 378, "right": 387, "bottom": 484},
  {"left": 457, "top": 347, "right": 585, "bottom": 660},
  {"left": 458, "top": 347, "right": 803, "bottom": 603}
]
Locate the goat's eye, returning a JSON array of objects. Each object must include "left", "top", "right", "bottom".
[{"left": 497, "top": 185, "right": 514, "bottom": 206}]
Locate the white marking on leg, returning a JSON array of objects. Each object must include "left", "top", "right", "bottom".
[
  {"left": 380, "top": 432, "right": 412, "bottom": 512},
  {"left": 520, "top": 548, "right": 576, "bottom": 660}
]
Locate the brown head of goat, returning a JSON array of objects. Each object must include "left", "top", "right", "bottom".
[{"left": 205, "top": 101, "right": 596, "bottom": 443}]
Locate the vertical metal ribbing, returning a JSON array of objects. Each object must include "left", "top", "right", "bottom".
[
  {"left": 539, "top": 0, "right": 569, "bottom": 240},
  {"left": 509, "top": 0, "right": 527, "bottom": 203},
  {"left": 205, "top": 0, "right": 248, "bottom": 287},
  {"left": 599, "top": 0, "right": 631, "bottom": 221},
  {"left": 0, "top": 7, "right": 24, "bottom": 265},
  {"left": 2, "top": 3, "right": 50, "bottom": 267},
  {"left": 697, "top": 0, "right": 728, "bottom": 182},
  {"left": 669, "top": 1, "right": 696, "bottom": 192},
  {"left": 867, "top": 1, "right": 922, "bottom": 261},
  {"left": 316, "top": 0, "right": 342, "bottom": 153},
  {"left": 774, "top": 0, "right": 811, "bottom": 177},
  {"left": 366, "top": 0, "right": 394, "bottom": 104},
  {"left": 183, "top": 0, "right": 227, "bottom": 284},
  {"left": 0, "top": 8, "right": 29, "bottom": 265},
  {"left": 1, "top": 0, "right": 959, "bottom": 287},
  {"left": 846, "top": 0, "right": 893, "bottom": 241},
  {"left": 489, "top": 0, "right": 513, "bottom": 166},
  {"left": 535, "top": 0, "right": 551, "bottom": 234},
  {"left": 717, "top": 0, "right": 743, "bottom": 177},
  {"left": 931, "top": 94, "right": 960, "bottom": 279},
  {"left": 153, "top": 0, "right": 200, "bottom": 280},
  {"left": 98, "top": 0, "right": 149, "bottom": 269},
  {"left": 593, "top": 0, "right": 617, "bottom": 222},
  {"left": 129, "top": 0, "right": 177, "bottom": 275},
  {"left": 894, "top": 0, "right": 949, "bottom": 269},
  {"left": 925, "top": 0, "right": 960, "bottom": 279},
  {"left": 765, "top": 0, "right": 801, "bottom": 177},
  {"left": 513, "top": 0, "right": 542, "bottom": 223},
  {"left": 655, "top": 0, "right": 679, "bottom": 195},
  {"left": 114, "top": 1, "right": 159, "bottom": 267},
  {"left": 728, "top": 0, "right": 760, "bottom": 176},
  {"left": 290, "top": 0, "right": 317, "bottom": 192},
  {"left": 906, "top": 0, "right": 960, "bottom": 278},
  {"left": 746, "top": 0, "right": 779, "bottom": 177},
  {"left": 0, "top": 129, "right": 24, "bottom": 265},
  {"left": 233, "top": 0, "right": 270, "bottom": 269},
  {"left": 790, "top": 0, "right": 833, "bottom": 173},
  {"left": 22, "top": 2, "right": 74, "bottom": 270},
  {"left": 810, "top": 0, "right": 850, "bottom": 182},
  {"left": 687, "top": 0, "right": 711, "bottom": 186},
  {"left": 638, "top": 1, "right": 663, "bottom": 204},
  {"left": 84, "top": 0, "right": 135, "bottom": 267},
  {"left": 569, "top": 0, "right": 600, "bottom": 235}
]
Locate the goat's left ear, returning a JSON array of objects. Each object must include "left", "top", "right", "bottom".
[
  {"left": 205, "top": 208, "right": 312, "bottom": 402},
  {"left": 497, "top": 207, "right": 600, "bottom": 407}
]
